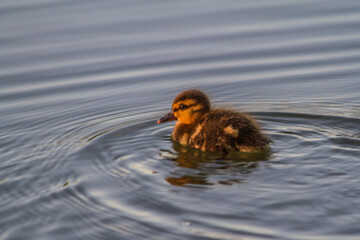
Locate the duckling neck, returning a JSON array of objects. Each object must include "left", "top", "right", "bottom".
[{"left": 172, "top": 121, "right": 197, "bottom": 146}]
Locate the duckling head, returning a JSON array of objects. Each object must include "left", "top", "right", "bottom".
[{"left": 158, "top": 89, "right": 211, "bottom": 125}]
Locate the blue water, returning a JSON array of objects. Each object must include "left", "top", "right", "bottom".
[{"left": 1, "top": 1, "right": 360, "bottom": 239}]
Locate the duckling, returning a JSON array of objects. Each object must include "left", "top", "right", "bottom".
[{"left": 157, "top": 89, "right": 271, "bottom": 152}]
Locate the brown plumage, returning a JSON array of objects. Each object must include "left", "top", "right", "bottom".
[{"left": 157, "top": 89, "right": 271, "bottom": 152}]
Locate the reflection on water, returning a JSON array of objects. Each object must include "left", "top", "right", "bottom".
[{"left": 160, "top": 142, "right": 270, "bottom": 187}]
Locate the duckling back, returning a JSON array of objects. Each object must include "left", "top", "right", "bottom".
[{"left": 188, "top": 109, "right": 270, "bottom": 152}]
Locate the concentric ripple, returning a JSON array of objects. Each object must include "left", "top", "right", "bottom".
[{"left": 16, "top": 109, "right": 355, "bottom": 240}]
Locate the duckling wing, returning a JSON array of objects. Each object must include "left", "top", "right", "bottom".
[{"left": 190, "top": 110, "right": 269, "bottom": 152}]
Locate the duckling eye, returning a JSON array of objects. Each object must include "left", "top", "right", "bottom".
[{"left": 179, "top": 104, "right": 188, "bottom": 110}]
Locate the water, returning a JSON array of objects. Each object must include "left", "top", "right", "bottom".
[{"left": 1, "top": 0, "right": 360, "bottom": 239}]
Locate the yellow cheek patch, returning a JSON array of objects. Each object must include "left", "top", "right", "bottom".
[{"left": 191, "top": 105, "right": 204, "bottom": 112}]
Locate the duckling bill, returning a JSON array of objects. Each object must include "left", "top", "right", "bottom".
[{"left": 157, "top": 89, "right": 271, "bottom": 152}]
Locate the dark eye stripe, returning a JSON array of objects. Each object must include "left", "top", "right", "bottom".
[
  {"left": 181, "top": 103, "right": 196, "bottom": 110},
  {"left": 173, "top": 103, "right": 196, "bottom": 112}
]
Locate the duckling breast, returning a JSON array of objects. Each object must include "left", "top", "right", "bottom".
[{"left": 172, "top": 122, "right": 194, "bottom": 146}]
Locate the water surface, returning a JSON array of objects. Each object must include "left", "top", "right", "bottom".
[{"left": 1, "top": 0, "right": 360, "bottom": 239}]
